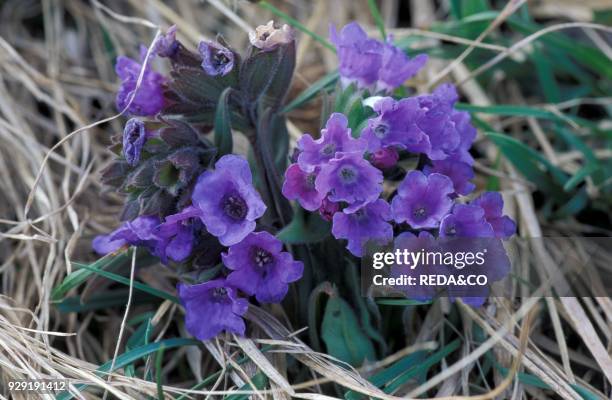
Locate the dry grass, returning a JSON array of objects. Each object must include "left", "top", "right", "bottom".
[{"left": 0, "top": 1, "right": 611, "bottom": 399}]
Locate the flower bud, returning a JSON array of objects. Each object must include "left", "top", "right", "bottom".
[
  {"left": 370, "top": 147, "right": 399, "bottom": 170},
  {"left": 249, "top": 20, "right": 294, "bottom": 51},
  {"left": 318, "top": 198, "right": 340, "bottom": 221}
]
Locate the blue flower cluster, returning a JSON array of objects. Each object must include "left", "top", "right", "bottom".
[
  {"left": 95, "top": 20, "right": 517, "bottom": 342},
  {"left": 282, "top": 23, "right": 516, "bottom": 260},
  {"left": 96, "top": 23, "right": 303, "bottom": 341}
]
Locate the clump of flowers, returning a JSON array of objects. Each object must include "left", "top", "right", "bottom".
[
  {"left": 96, "top": 22, "right": 302, "bottom": 341},
  {"left": 281, "top": 22, "right": 516, "bottom": 304},
  {"left": 94, "top": 20, "right": 516, "bottom": 343}
]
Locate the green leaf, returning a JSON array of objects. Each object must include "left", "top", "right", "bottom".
[
  {"left": 270, "top": 113, "right": 290, "bottom": 172},
  {"left": 126, "top": 317, "right": 154, "bottom": 377},
  {"left": 563, "top": 163, "right": 600, "bottom": 192},
  {"left": 261, "top": 42, "right": 296, "bottom": 110},
  {"left": 154, "top": 161, "right": 180, "bottom": 188},
  {"left": 255, "top": 108, "right": 294, "bottom": 226},
  {"left": 224, "top": 372, "right": 268, "bottom": 400},
  {"left": 456, "top": 103, "right": 600, "bottom": 132},
  {"left": 282, "top": 71, "right": 338, "bottom": 114},
  {"left": 344, "top": 93, "right": 375, "bottom": 132},
  {"left": 52, "top": 249, "right": 131, "bottom": 301},
  {"left": 155, "top": 345, "right": 166, "bottom": 400},
  {"left": 241, "top": 44, "right": 294, "bottom": 106},
  {"left": 555, "top": 187, "right": 589, "bottom": 218},
  {"left": 532, "top": 44, "right": 561, "bottom": 103},
  {"left": 508, "top": 17, "right": 612, "bottom": 81},
  {"left": 57, "top": 289, "right": 161, "bottom": 313},
  {"left": 334, "top": 82, "right": 358, "bottom": 114},
  {"left": 486, "top": 151, "right": 502, "bottom": 191},
  {"left": 345, "top": 350, "right": 428, "bottom": 400},
  {"left": 451, "top": 0, "right": 490, "bottom": 38},
  {"left": 321, "top": 295, "right": 376, "bottom": 367},
  {"left": 375, "top": 298, "right": 432, "bottom": 306},
  {"left": 367, "top": 0, "right": 386, "bottom": 39},
  {"left": 73, "top": 262, "right": 179, "bottom": 304},
  {"left": 56, "top": 338, "right": 201, "bottom": 400},
  {"left": 214, "top": 87, "right": 234, "bottom": 157},
  {"left": 276, "top": 207, "right": 331, "bottom": 244},
  {"left": 307, "top": 282, "right": 333, "bottom": 352},
  {"left": 383, "top": 339, "right": 461, "bottom": 393},
  {"left": 485, "top": 131, "right": 568, "bottom": 198},
  {"left": 490, "top": 355, "right": 601, "bottom": 400},
  {"left": 176, "top": 344, "right": 275, "bottom": 400}
]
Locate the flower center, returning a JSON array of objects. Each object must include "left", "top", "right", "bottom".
[
  {"left": 339, "top": 166, "right": 357, "bottom": 183},
  {"left": 374, "top": 124, "right": 389, "bottom": 139},
  {"left": 222, "top": 194, "right": 248, "bottom": 221},
  {"left": 321, "top": 143, "right": 336, "bottom": 156},
  {"left": 128, "top": 128, "right": 141, "bottom": 143},
  {"left": 213, "top": 51, "right": 229, "bottom": 68},
  {"left": 306, "top": 173, "right": 316, "bottom": 187},
  {"left": 260, "top": 32, "right": 271, "bottom": 41},
  {"left": 352, "top": 209, "right": 366, "bottom": 220},
  {"left": 212, "top": 287, "right": 228, "bottom": 299},
  {"left": 253, "top": 247, "right": 273, "bottom": 268},
  {"left": 413, "top": 206, "right": 427, "bottom": 218}
]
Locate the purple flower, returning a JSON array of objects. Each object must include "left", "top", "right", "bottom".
[
  {"left": 330, "top": 22, "right": 383, "bottom": 88},
  {"left": 178, "top": 279, "right": 248, "bottom": 340},
  {"left": 369, "top": 146, "right": 399, "bottom": 170},
  {"left": 377, "top": 38, "right": 428, "bottom": 92},
  {"left": 416, "top": 84, "right": 461, "bottom": 160},
  {"left": 392, "top": 232, "right": 509, "bottom": 307},
  {"left": 439, "top": 204, "right": 495, "bottom": 238},
  {"left": 223, "top": 231, "right": 303, "bottom": 303},
  {"left": 445, "top": 110, "right": 477, "bottom": 165},
  {"left": 199, "top": 40, "right": 235, "bottom": 76},
  {"left": 391, "top": 231, "right": 437, "bottom": 301},
  {"left": 115, "top": 54, "right": 165, "bottom": 116},
  {"left": 423, "top": 159, "right": 475, "bottom": 196},
  {"left": 361, "top": 97, "right": 430, "bottom": 154},
  {"left": 391, "top": 171, "right": 454, "bottom": 229},
  {"left": 332, "top": 199, "right": 393, "bottom": 257},
  {"left": 153, "top": 206, "right": 202, "bottom": 264},
  {"left": 122, "top": 118, "right": 147, "bottom": 166},
  {"left": 315, "top": 152, "right": 383, "bottom": 213},
  {"left": 282, "top": 164, "right": 324, "bottom": 211},
  {"left": 318, "top": 198, "right": 340, "bottom": 221},
  {"left": 249, "top": 21, "right": 295, "bottom": 51},
  {"left": 154, "top": 25, "right": 178, "bottom": 58},
  {"left": 192, "top": 155, "right": 266, "bottom": 246},
  {"left": 92, "top": 215, "right": 160, "bottom": 255},
  {"left": 297, "top": 113, "right": 366, "bottom": 172},
  {"left": 471, "top": 192, "right": 516, "bottom": 239}
]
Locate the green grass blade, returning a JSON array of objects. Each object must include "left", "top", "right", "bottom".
[
  {"left": 282, "top": 70, "right": 338, "bottom": 114},
  {"left": 57, "top": 289, "right": 161, "bottom": 313},
  {"left": 224, "top": 372, "right": 268, "bottom": 400},
  {"left": 383, "top": 339, "right": 461, "bottom": 394},
  {"left": 375, "top": 298, "right": 432, "bottom": 306},
  {"left": 155, "top": 345, "right": 166, "bottom": 400},
  {"left": 367, "top": 0, "right": 386, "bottom": 39},
  {"left": 51, "top": 248, "right": 131, "bottom": 301},
  {"left": 456, "top": 103, "right": 601, "bottom": 132},
  {"left": 485, "top": 131, "right": 568, "bottom": 197},
  {"left": 564, "top": 163, "right": 600, "bottom": 192},
  {"left": 56, "top": 338, "right": 200, "bottom": 400},
  {"left": 75, "top": 262, "right": 179, "bottom": 303}
]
